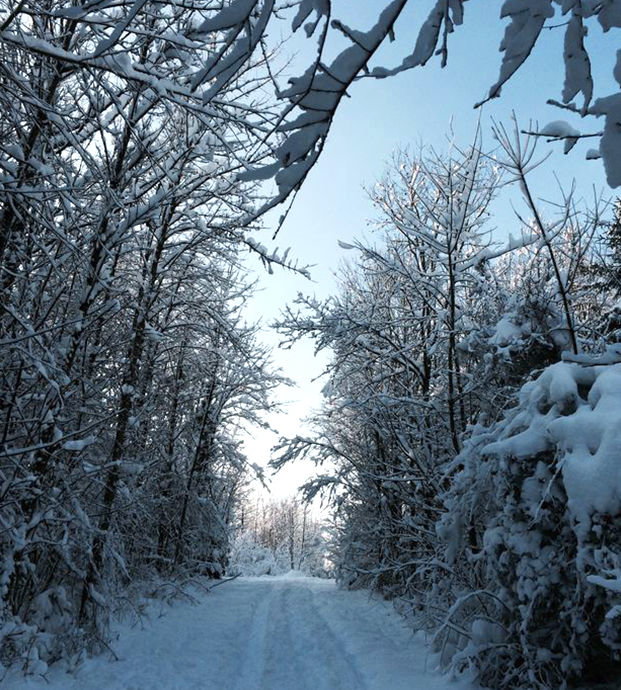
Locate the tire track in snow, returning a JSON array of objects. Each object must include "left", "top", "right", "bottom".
[
  {"left": 279, "top": 582, "right": 369, "bottom": 690},
  {"left": 257, "top": 584, "right": 309, "bottom": 690},
  {"left": 3, "top": 576, "right": 478, "bottom": 690},
  {"left": 231, "top": 582, "right": 277, "bottom": 690},
  {"left": 233, "top": 579, "right": 368, "bottom": 690}
]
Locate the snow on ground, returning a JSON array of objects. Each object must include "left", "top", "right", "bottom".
[{"left": 4, "top": 574, "right": 478, "bottom": 690}]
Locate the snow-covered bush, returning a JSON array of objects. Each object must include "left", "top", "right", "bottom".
[
  {"left": 228, "top": 532, "right": 281, "bottom": 577},
  {"left": 229, "top": 499, "right": 330, "bottom": 578},
  {"left": 437, "top": 352, "right": 621, "bottom": 688}
]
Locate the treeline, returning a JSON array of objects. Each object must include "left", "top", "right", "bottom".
[
  {"left": 229, "top": 497, "right": 329, "bottom": 577},
  {"left": 275, "top": 136, "right": 621, "bottom": 689},
  {"left": 0, "top": 1, "right": 296, "bottom": 673}
]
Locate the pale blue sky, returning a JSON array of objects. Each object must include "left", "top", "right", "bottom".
[{"left": 244, "top": 3, "right": 617, "bottom": 498}]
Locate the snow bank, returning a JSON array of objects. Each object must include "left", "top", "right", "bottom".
[{"left": 3, "top": 577, "right": 477, "bottom": 690}]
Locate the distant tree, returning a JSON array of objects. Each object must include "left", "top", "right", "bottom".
[{"left": 230, "top": 497, "right": 329, "bottom": 577}]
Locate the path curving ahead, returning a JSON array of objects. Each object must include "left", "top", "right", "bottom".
[{"left": 6, "top": 574, "right": 478, "bottom": 690}]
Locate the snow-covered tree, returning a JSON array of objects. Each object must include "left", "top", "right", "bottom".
[
  {"left": 0, "top": 2, "right": 291, "bottom": 668},
  {"left": 230, "top": 498, "right": 329, "bottom": 577},
  {"left": 273, "top": 133, "right": 612, "bottom": 687},
  {"left": 274, "top": 141, "right": 507, "bottom": 592}
]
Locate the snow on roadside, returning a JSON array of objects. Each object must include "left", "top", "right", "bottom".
[{"left": 3, "top": 576, "right": 479, "bottom": 690}]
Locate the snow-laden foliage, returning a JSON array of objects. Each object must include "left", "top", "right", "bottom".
[
  {"left": 366, "top": 0, "right": 621, "bottom": 186},
  {"left": 274, "top": 139, "right": 616, "bottom": 688},
  {"left": 2, "top": 0, "right": 621, "bottom": 682},
  {"left": 437, "top": 353, "right": 621, "bottom": 689},
  {"left": 229, "top": 499, "right": 330, "bottom": 578},
  {"left": 0, "top": 250, "right": 284, "bottom": 672},
  {"left": 0, "top": 1, "right": 290, "bottom": 673},
  {"left": 275, "top": 142, "right": 509, "bottom": 591}
]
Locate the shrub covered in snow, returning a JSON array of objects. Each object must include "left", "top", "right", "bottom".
[
  {"left": 228, "top": 499, "right": 330, "bottom": 578},
  {"left": 228, "top": 532, "right": 282, "bottom": 577},
  {"left": 437, "top": 353, "right": 621, "bottom": 689}
]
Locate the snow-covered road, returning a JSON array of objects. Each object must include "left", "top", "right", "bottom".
[{"left": 6, "top": 574, "right": 478, "bottom": 690}]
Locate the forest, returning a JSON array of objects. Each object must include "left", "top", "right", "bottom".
[{"left": 1, "top": 2, "right": 621, "bottom": 689}]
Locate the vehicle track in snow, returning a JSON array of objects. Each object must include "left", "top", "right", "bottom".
[
  {"left": 5, "top": 575, "right": 478, "bottom": 690},
  {"left": 243, "top": 580, "right": 368, "bottom": 690}
]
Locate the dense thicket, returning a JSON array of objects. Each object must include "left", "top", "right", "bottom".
[
  {"left": 1, "top": 0, "right": 419, "bottom": 671},
  {"left": 0, "top": 0, "right": 293, "bottom": 672},
  {"left": 275, "top": 140, "right": 621, "bottom": 689}
]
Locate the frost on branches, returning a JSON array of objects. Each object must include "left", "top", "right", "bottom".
[
  {"left": 228, "top": 499, "right": 330, "bottom": 578},
  {"left": 274, "top": 134, "right": 617, "bottom": 689},
  {"left": 2, "top": 0, "right": 621, "bottom": 682}
]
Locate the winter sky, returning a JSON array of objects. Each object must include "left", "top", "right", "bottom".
[{"left": 243, "top": 3, "right": 616, "bottom": 499}]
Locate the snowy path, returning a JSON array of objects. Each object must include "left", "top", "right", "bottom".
[{"left": 6, "top": 575, "right": 478, "bottom": 690}]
